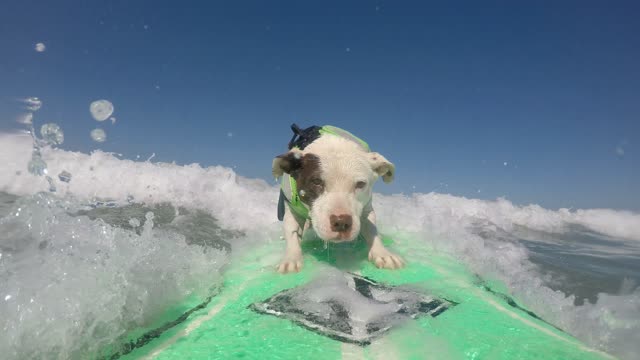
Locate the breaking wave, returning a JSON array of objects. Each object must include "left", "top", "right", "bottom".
[{"left": 1, "top": 132, "right": 638, "bottom": 359}]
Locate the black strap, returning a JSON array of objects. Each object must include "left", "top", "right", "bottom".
[
  {"left": 288, "top": 123, "right": 322, "bottom": 150},
  {"left": 277, "top": 189, "right": 286, "bottom": 221}
]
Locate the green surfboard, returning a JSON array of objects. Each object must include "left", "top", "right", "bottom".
[{"left": 102, "top": 235, "right": 614, "bottom": 360}]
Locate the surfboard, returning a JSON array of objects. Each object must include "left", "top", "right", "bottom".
[{"left": 102, "top": 235, "right": 614, "bottom": 360}]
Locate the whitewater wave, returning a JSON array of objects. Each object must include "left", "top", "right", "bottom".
[
  {"left": 2, "top": 133, "right": 638, "bottom": 242},
  {"left": 0, "top": 192, "right": 230, "bottom": 359},
  {"left": 1, "top": 132, "right": 639, "bottom": 359}
]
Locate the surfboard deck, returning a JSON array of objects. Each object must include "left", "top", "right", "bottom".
[{"left": 106, "top": 235, "right": 614, "bottom": 360}]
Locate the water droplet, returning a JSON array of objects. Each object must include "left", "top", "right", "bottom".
[
  {"left": 4, "top": 295, "right": 11, "bottom": 301},
  {"left": 110, "top": 116, "right": 116, "bottom": 124},
  {"left": 35, "top": 42, "right": 46, "bottom": 52},
  {"left": 89, "top": 100, "right": 114, "bottom": 121},
  {"left": 346, "top": 47, "right": 351, "bottom": 52},
  {"left": 227, "top": 132, "right": 233, "bottom": 138},
  {"left": 40, "top": 123, "right": 64, "bottom": 145},
  {"left": 17, "top": 112, "right": 33, "bottom": 125},
  {"left": 46, "top": 176, "right": 57, "bottom": 192},
  {"left": 58, "top": 170, "right": 72, "bottom": 183},
  {"left": 141, "top": 212, "right": 155, "bottom": 237},
  {"left": 129, "top": 218, "right": 141, "bottom": 227},
  {"left": 28, "top": 156, "right": 47, "bottom": 176},
  {"left": 90, "top": 128, "right": 106, "bottom": 142},
  {"left": 22, "top": 97, "right": 42, "bottom": 111}
]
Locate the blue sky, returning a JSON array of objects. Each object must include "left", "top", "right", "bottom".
[{"left": 1, "top": 1, "right": 638, "bottom": 210}]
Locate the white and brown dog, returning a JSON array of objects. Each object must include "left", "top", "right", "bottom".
[{"left": 272, "top": 125, "right": 405, "bottom": 274}]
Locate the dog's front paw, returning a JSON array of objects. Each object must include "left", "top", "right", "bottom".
[
  {"left": 368, "top": 247, "right": 405, "bottom": 269},
  {"left": 276, "top": 253, "right": 303, "bottom": 274}
]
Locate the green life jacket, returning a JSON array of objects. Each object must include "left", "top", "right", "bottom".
[{"left": 277, "top": 125, "right": 370, "bottom": 221}]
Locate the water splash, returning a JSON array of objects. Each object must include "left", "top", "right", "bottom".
[
  {"left": 90, "top": 100, "right": 114, "bottom": 121},
  {"left": 27, "top": 152, "right": 47, "bottom": 176},
  {"left": 0, "top": 193, "right": 228, "bottom": 360},
  {"left": 27, "top": 150, "right": 56, "bottom": 192},
  {"left": 90, "top": 128, "right": 106, "bottom": 142},
  {"left": 40, "top": 123, "right": 64, "bottom": 146},
  {"left": 18, "top": 98, "right": 58, "bottom": 192}
]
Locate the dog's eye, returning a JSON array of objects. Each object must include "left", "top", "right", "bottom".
[
  {"left": 355, "top": 181, "right": 367, "bottom": 189},
  {"left": 311, "top": 178, "right": 324, "bottom": 186}
]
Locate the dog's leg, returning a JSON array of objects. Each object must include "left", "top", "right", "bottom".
[
  {"left": 277, "top": 206, "right": 305, "bottom": 273},
  {"left": 361, "top": 208, "right": 405, "bottom": 269}
]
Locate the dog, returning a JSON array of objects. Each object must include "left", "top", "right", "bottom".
[{"left": 272, "top": 125, "right": 405, "bottom": 274}]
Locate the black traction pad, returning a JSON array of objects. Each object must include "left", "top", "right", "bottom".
[{"left": 249, "top": 272, "right": 456, "bottom": 345}]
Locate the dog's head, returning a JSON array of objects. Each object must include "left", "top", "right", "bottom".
[{"left": 272, "top": 135, "right": 394, "bottom": 242}]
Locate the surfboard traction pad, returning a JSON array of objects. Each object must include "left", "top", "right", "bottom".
[{"left": 248, "top": 272, "right": 456, "bottom": 346}]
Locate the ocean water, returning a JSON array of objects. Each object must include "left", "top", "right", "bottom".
[{"left": 1, "top": 132, "right": 639, "bottom": 360}]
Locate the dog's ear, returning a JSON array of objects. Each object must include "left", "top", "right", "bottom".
[
  {"left": 368, "top": 152, "right": 395, "bottom": 183},
  {"left": 272, "top": 150, "right": 304, "bottom": 178}
]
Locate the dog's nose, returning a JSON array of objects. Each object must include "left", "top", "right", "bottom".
[{"left": 330, "top": 214, "right": 352, "bottom": 233}]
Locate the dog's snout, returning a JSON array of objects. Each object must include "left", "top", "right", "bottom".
[{"left": 330, "top": 214, "right": 352, "bottom": 233}]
